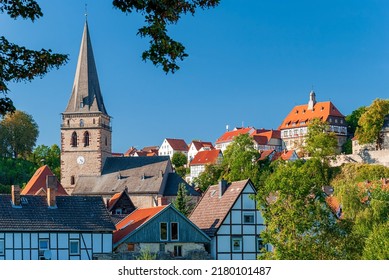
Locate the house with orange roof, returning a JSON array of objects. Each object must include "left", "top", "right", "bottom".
[
  {"left": 252, "top": 129, "right": 283, "bottom": 152},
  {"left": 278, "top": 91, "right": 347, "bottom": 153},
  {"left": 107, "top": 188, "right": 136, "bottom": 220},
  {"left": 158, "top": 138, "right": 188, "bottom": 159},
  {"left": 113, "top": 204, "right": 210, "bottom": 259},
  {"left": 189, "top": 179, "right": 267, "bottom": 260},
  {"left": 215, "top": 127, "right": 255, "bottom": 152},
  {"left": 272, "top": 150, "right": 299, "bottom": 161},
  {"left": 188, "top": 140, "right": 214, "bottom": 163},
  {"left": 22, "top": 165, "right": 68, "bottom": 196},
  {"left": 189, "top": 149, "right": 223, "bottom": 182}
]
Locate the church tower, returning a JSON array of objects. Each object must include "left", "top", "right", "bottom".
[{"left": 61, "top": 21, "right": 112, "bottom": 194}]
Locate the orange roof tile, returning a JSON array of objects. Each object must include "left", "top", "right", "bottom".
[
  {"left": 190, "top": 149, "right": 221, "bottom": 166},
  {"left": 108, "top": 192, "right": 122, "bottom": 209},
  {"left": 278, "top": 101, "right": 344, "bottom": 130},
  {"left": 272, "top": 150, "right": 297, "bottom": 161},
  {"left": 124, "top": 147, "right": 137, "bottom": 157},
  {"left": 166, "top": 138, "right": 188, "bottom": 151},
  {"left": 22, "top": 165, "right": 68, "bottom": 196},
  {"left": 258, "top": 150, "right": 276, "bottom": 161},
  {"left": 216, "top": 127, "right": 254, "bottom": 144},
  {"left": 113, "top": 206, "right": 167, "bottom": 244}
]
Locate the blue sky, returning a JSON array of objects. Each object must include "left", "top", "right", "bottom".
[{"left": 2, "top": 0, "right": 389, "bottom": 153}]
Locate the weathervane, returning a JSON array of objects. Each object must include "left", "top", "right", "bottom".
[{"left": 85, "top": 3, "right": 88, "bottom": 20}]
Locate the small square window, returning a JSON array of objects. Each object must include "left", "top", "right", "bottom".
[
  {"left": 115, "top": 208, "right": 123, "bottom": 214},
  {"left": 243, "top": 213, "right": 255, "bottom": 224},
  {"left": 69, "top": 240, "right": 80, "bottom": 255},
  {"left": 231, "top": 237, "right": 242, "bottom": 252},
  {"left": 39, "top": 239, "right": 49, "bottom": 251},
  {"left": 127, "top": 243, "right": 135, "bottom": 252}
]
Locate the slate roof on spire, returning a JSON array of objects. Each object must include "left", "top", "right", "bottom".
[{"left": 64, "top": 21, "right": 108, "bottom": 115}]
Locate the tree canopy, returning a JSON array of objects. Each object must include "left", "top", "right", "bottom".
[
  {"left": 172, "top": 183, "right": 193, "bottom": 216},
  {"left": 0, "top": 110, "right": 39, "bottom": 158},
  {"left": 258, "top": 159, "right": 350, "bottom": 259},
  {"left": 355, "top": 98, "right": 389, "bottom": 149},
  {"left": 0, "top": 0, "right": 68, "bottom": 115},
  {"left": 27, "top": 144, "right": 61, "bottom": 178},
  {"left": 304, "top": 118, "right": 338, "bottom": 159}
]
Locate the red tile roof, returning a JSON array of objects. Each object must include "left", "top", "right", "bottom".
[
  {"left": 190, "top": 141, "right": 214, "bottom": 151},
  {"left": 166, "top": 138, "right": 188, "bottom": 151},
  {"left": 278, "top": 101, "right": 344, "bottom": 130},
  {"left": 22, "top": 165, "right": 68, "bottom": 196},
  {"left": 113, "top": 206, "right": 167, "bottom": 244},
  {"left": 258, "top": 150, "right": 276, "bottom": 161},
  {"left": 111, "top": 152, "right": 124, "bottom": 157},
  {"left": 189, "top": 179, "right": 251, "bottom": 236},
  {"left": 272, "top": 150, "right": 297, "bottom": 161},
  {"left": 215, "top": 127, "right": 254, "bottom": 144},
  {"left": 190, "top": 149, "right": 221, "bottom": 166},
  {"left": 124, "top": 147, "right": 137, "bottom": 157}
]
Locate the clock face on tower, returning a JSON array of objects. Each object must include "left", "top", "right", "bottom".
[{"left": 77, "top": 156, "right": 85, "bottom": 165}]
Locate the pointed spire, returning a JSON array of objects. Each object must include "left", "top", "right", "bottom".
[
  {"left": 307, "top": 90, "right": 316, "bottom": 110},
  {"left": 65, "top": 21, "right": 108, "bottom": 115}
]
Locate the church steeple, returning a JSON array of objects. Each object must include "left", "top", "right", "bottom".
[{"left": 65, "top": 21, "right": 108, "bottom": 115}]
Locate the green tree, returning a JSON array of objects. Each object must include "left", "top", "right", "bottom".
[
  {"left": 346, "top": 106, "right": 367, "bottom": 137},
  {"left": 0, "top": 110, "right": 39, "bottom": 158},
  {"left": 304, "top": 118, "right": 338, "bottom": 159},
  {"left": 172, "top": 152, "right": 187, "bottom": 168},
  {"left": 112, "top": 0, "right": 220, "bottom": 73},
  {"left": 27, "top": 144, "right": 61, "bottom": 178},
  {"left": 192, "top": 163, "right": 223, "bottom": 192},
  {"left": 221, "top": 133, "right": 260, "bottom": 184},
  {"left": 332, "top": 163, "right": 389, "bottom": 259},
  {"left": 356, "top": 98, "right": 389, "bottom": 150},
  {"left": 0, "top": 0, "right": 68, "bottom": 115},
  {"left": 0, "top": 157, "right": 36, "bottom": 191},
  {"left": 173, "top": 183, "right": 192, "bottom": 216},
  {"left": 362, "top": 222, "right": 389, "bottom": 260},
  {"left": 258, "top": 159, "right": 349, "bottom": 259}
]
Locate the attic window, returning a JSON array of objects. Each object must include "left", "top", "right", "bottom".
[
  {"left": 210, "top": 190, "right": 217, "bottom": 197},
  {"left": 295, "top": 110, "right": 299, "bottom": 114},
  {"left": 21, "top": 197, "right": 28, "bottom": 204},
  {"left": 303, "top": 109, "right": 306, "bottom": 114},
  {"left": 321, "top": 107, "right": 324, "bottom": 111}
]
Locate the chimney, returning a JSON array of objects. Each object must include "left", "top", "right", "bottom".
[
  {"left": 219, "top": 180, "right": 228, "bottom": 198},
  {"left": 11, "top": 185, "right": 21, "bottom": 207},
  {"left": 46, "top": 175, "right": 57, "bottom": 208}
]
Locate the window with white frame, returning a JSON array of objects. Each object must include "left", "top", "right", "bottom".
[
  {"left": 160, "top": 223, "right": 168, "bottom": 241},
  {"left": 69, "top": 240, "right": 80, "bottom": 255},
  {"left": 0, "top": 240, "right": 4, "bottom": 255},
  {"left": 231, "top": 236, "right": 242, "bottom": 252}
]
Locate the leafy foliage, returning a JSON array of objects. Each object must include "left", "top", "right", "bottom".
[
  {"left": 172, "top": 151, "right": 187, "bottom": 168},
  {"left": 192, "top": 163, "right": 223, "bottom": 192},
  {"left": 345, "top": 106, "right": 367, "bottom": 137},
  {"left": 173, "top": 183, "right": 192, "bottom": 216},
  {"left": 332, "top": 163, "right": 389, "bottom": 259},
  {"left": 0, "top": 156, "right": 36, "bottom": 192},
  {"left": 0, "top": 110, "right": 39, "bottom": 158},
  {"left": 27, "top": 144, "right": 61, "bottom": 178},
  {"left": 112, "top": 0, "right": 220, "bottom": 73},
  {"left": 304, "top": 118, "right": 338, "bottom": 159},
  {"left": 355, "top": 98, "right": 389, "bottom": 149},
  {"left": 258, "top": 159, "right": 350, "bottom": 259},
  {"left": 221, "top": 133, "right": 260, "bottom": 183},
  {"left": 0, "top": 1, "right": 68, "bottom": 115}
]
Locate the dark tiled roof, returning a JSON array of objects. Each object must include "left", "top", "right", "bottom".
[
  {"left": 0, "top": 195, "right": 115, "bottom": 232},
  {"left": 189, "top": 179, "right": 251, "bottom": 236},
  {"left": 73, "top": 156, "right": 171, "bottom": 195},
  {"left": 102, "top": 156, "right": 170, "bottom": 175},
  {"left": 164, "top": 173, "right": 200, "bottom": 196}
]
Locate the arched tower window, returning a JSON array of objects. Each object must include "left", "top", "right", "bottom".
[
  {"left": 80, "top": 119, "right": 84, "bottom": 127},
  {"left": 71, "top": 132, "right": 78, "bottom": 147},
  {"left": 84, "top": 131, "right": 90, "bottom": 147},
  {"left": 105, "top": 136, "right": 108, "bottom": 146}
]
